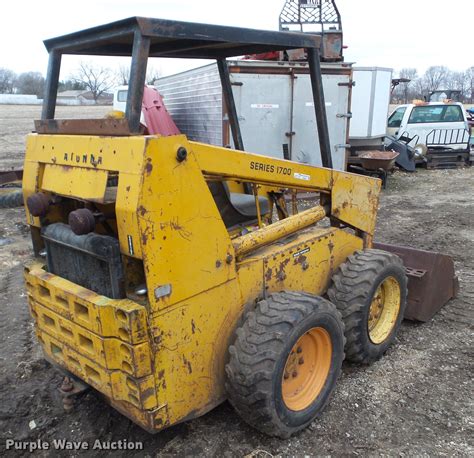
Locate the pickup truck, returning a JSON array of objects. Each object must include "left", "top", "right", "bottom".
[{"left": 387, "top": 102, "right": 470, "bottom": 153}]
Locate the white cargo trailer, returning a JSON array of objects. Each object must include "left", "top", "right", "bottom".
[
  {"left": 155, "top": 60, "right": 353, "bottom": 170},
  {"left": 349, "top": 67, "right": 393, "bottom": 149}
]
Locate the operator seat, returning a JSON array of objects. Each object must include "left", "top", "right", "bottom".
[{"left": 208, "top": 181, "right": 269, "bottom": 228}]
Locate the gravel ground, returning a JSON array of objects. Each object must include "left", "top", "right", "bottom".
[{"left": 0, "top": 166, "right": 472, "bottom": 456}]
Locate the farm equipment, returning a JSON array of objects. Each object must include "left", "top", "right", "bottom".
[{"left": 22, "top": 16, "right": 457, "bottom": 438}]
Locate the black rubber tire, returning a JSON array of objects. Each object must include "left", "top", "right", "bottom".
[
  {"left": 0, "top": 190, "right": 24, "bottom": 208},
  {"left": 225, "top": 291, "right": 345, "bottom": 438},
  {"left": 327, "top": 249, "right": 407, "bottom": 365}
]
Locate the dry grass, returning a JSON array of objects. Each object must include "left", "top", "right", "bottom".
[{"left": 0, "top": 105, "right": 110, "bottom": 170}]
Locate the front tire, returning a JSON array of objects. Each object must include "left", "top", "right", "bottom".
[
  {"left": 225, "top": 291, "right": 345, "bottom": 438},
  {"left": 328, "top": 249, "right": 407, "bottom": 364}
]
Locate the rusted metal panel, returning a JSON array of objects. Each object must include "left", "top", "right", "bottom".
[
  {"left": 374, "top": 243, "right": 458, "bottom": 322},
  {"left": 34, "top": 118, "right": 140, "bottom": 136},
  {"left": 0, "top": 169, "right": 23, "bottom": 185}
]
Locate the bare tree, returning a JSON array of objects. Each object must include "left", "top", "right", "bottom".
[
  {"left": 466, "top": 66, "right": 474, "bottom": 103},
  {"left": 16, "top": 72, "right": 45, "bottom": 97},
  {"left": 0, "top": 67, "right": 16, "bottom": 94},
  {"left": 445, "top": 71, "right": 468, "bottom": 99},
  {"left": 423, "top": 66, "right": 449, "bottom": 93},
  {"left": 117, "top": 64, "right": 130, "bottom": 85},
  {"left": 397, "top": 68, "right": 418, "bottom": 103},
  {"left": 146, "top": 64, "right": 161, "bottom": 85},
  {"left": 73, "top": 61, "right": 115, "bottom": 102},
  {"left": 116, "top": 63, "right": 161, "bottom": 86}
]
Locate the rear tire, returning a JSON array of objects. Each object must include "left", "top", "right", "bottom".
[
  {"left": 225, "top": 291, "right": 345, "bottom": 438},
  {"left": 328, "top": 249, "right": 407, "bottom": 364},
  {"left": 0, "top": 190, "right": 24, "bottom": 208}
]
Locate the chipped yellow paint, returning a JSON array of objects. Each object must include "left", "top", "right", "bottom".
[
  {"left": 233, "top": 205, "right": 327, "bottom": 257},
  {"left": 331, "top": 171, "right": 381, "bottom": 235},
  {"left": 42, "top": 164, "right": 109, "bottom": 201},
  {"left": 23, "top": 131, "right": 379, "bottom": 433},
  {"left": 137, "top": 135, "right": 236, "bottom": 309}
]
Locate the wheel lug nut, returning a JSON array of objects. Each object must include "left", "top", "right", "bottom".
[
  {"left": 284, "top": 372, "right": 290, "bottom": 380},
  {"left": 298, "top": 357, "right": 304, "bottom": 365},
  {"left": 296, "top": 347, "right": 302, "bottom": 353},
  {"left": 292, "top": 371, "right": 298, "bottom": 378}
]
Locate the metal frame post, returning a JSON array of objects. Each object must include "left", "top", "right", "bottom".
[
  {"left": 41, "top": 50, "right": 62, "bottom": 120},
  {"left": 126, "top": 30, "right": 151, "bottom": 133},
  {"left": 307, "top": 47, "right": 333, "bottom": 168},
  {"left": 217, "top": 58, "right": 244, "bottom": 151}
]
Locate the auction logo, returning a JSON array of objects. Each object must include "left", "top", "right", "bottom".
[{"left": 5, "top": 439, "right": 143, "bottom": 452}]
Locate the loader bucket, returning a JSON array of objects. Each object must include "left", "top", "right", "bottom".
[{"left": 373, "top": 243, "right": 459, "bottom": 322}]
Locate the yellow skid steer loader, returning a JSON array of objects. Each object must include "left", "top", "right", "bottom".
[{"left": 22, "top": 17, "right": 457, "bottom": 437}]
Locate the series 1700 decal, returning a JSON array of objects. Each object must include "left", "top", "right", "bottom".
[{"left": 249, "top": 161, "right": 291, "bottom": 176}]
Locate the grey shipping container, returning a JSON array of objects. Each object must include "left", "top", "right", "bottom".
[{"left": 156, "top": 60, "right": 353, "bottom": 170}]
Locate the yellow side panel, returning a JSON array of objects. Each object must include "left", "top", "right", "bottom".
[
  {"left": 263, "top": 228, "right": 335, "bottom": 295},
  {"left": 138, "top": 136, "right": 236, "bottom": 308},
  {"left": 151, "top": 280, "right": 243, "bottom": 425},
  {"left": 23, "top": 133, "right": 147, "bottom": 174},
  {"left": 330, "top": 229, "right": 365, "bottom": 269},
  {"left": 237, "top": 258, "right": 265, "bottom": 306},
  {"left": 115, "top": 172, "right": 143, "bottom": 258},
  {"left": 331, "top": 172, "right": 381, "bottom": 235},
  {"left": 22, "top": 159, "right": 42, "bottom": 226},
  {"left": 41, "top": 164, "right": 108, "bottom": 201},
  {"left": 239, "top": 227, "right": 364, "bottom": 297}
]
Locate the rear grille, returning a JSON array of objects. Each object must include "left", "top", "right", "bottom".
[{"left": 42, "top": 223, "right": 124, "bottom": 298}]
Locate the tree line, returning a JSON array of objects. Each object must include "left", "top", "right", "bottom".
[
  {"left": 3, "top": 62, "right": 473, "bottom": 104},
  {"left": 392, "top": 66, "right": 474, "bottom": 104},
  {"left": 0, "top": 62, "right": 161, "bottom": 102}
]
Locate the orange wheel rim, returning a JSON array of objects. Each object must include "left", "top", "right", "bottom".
[{"left": 281, "top": 327, "right": 332, "bottom": 411}]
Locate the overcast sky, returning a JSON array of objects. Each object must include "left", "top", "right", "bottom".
[{"left": 2, "top": 0, "right": 472, "bottom": 79}]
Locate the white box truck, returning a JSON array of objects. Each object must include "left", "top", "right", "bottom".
[{"left": 349, "top": 67, "right": 393, "bottom": 150}]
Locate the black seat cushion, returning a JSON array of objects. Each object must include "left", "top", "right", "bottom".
[{"left": 208, "top": 181, "right": 269, "bottom": 228}]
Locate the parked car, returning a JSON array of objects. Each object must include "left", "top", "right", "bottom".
[{"left": 387, "top": 102, "right": 470, "bottom": 158}]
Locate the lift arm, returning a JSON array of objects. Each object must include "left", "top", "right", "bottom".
[{"left": 191, "top": 141, "right": 381, "bottom": 237}]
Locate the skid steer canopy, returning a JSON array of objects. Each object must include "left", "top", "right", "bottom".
[{"left": 374, "top": 243, "right": 458, "bottom": 321}]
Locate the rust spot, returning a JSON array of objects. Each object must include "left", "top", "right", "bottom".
[
  {"left": 265, "top": 267, "right": 273, "bottom": 281},
  {"left": 141, "top": 233, "right": 148, "bottom": 245},
  {"left": 277, "top": 258, "right": 290, "bottom": 282},
  {"left": 215, "top": 260, "right": 222, "bottom": 268},
  {"left": 182, "top": 355, "right": 192, "bottom": 374},
  {"left": 141, "top": 387, "right": 155, "bottom": 399},
  {"left": 145, "top": 159, "right": 153, "bottom": 175},
  {"left": 126, "top": 186, "right": 131, "bottom": 192},
  {"left": 191, "top": 319, "right": 196, "bottom": 334},
  {"left": 328, "top": 240, "right": 334, "bottom": 252},
  {"left": 157, "top": 369, "right": 165, "bottom": 380},
  {"left": 295, "top": 254, "right": 307, "bottom": 265},
  {"left": 342, "top": 201, "right": 348, "bottom": 209},
  {"left": 138, "top": 205, "right": 147, "bottom": 217}
]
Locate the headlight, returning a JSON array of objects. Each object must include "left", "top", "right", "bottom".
[{"left": 413, "top": 144, "right": 427, "bottom": 158}]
